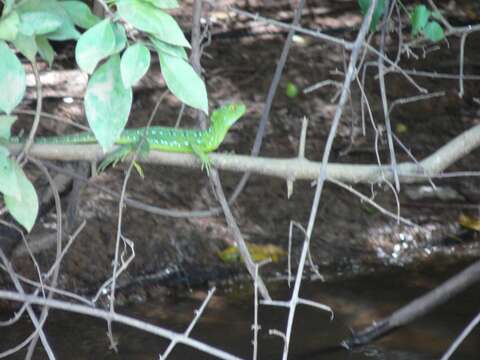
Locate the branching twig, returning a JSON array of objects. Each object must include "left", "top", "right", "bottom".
[
  {"left": 377, "top": 0, "right": 400, "bottom": 191},
  {"left": 0, "top": 249, "right": 55, "bottom": 359},
  {"left": 159, "top": 287, "right": 216, "bottom": 359},
  {"left": 25, "top": 158, "right": 64, "bottom": 359},
  {"left": 252, "top": 261, "right": 270, "bottom": 360},
  {"left": 224, "top": 0, "right": 307, "bottom": 209},
  {"left": 0, "top": 290, "right": 243, "bottom": 360},
  {"left": 105, "top": 95, "right": 165, "bottom": 350},
  {"left": 191, "top": 0, "right": 272, "bottom": 300},
  {"left": 278, "top": 2, "right": 378, "bottom": 358}
]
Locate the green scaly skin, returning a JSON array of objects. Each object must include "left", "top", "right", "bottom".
[{"left": 10, "top": 103, "right": 246, "bottom": 173}]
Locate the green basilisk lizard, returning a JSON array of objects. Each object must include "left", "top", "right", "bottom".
[{"left": 9, "top": 103, "right": 246, "bottom": 173}]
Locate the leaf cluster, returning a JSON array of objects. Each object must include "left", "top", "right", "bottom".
[
  {"left": 357, "top": 0, "right": 445, "bottom": 41},
  {"left": 0, "top": 0, "right": 209, "bottom": 231}
]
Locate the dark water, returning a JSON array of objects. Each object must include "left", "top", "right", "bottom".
[{"left": 1, "top": 263, "right": 479, "bottom": 359}]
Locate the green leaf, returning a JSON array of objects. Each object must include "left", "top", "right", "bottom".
[
  {"left": 0, "top": 41, "right": 26, "bottom": 115},
  {"left": 112, "top": 23, "right": 127, "bottom": 54},
  {"left": 159, "top": 52, "right": 208, "bottom": 114},
  {"left": 75, "top": 18, "right": 116, "bottom": 74},
  {"left": 4, "top": 161, "right": 39, "bottom": 232},
  {"left": 16, "top": 0, "right": 80, "bottom": 41},
  {"left": 60, "top": 1, "right": 101, "bottom": 29},
  {"left": 150, "top": 36, "right": 187, "bottom": 60},
  {"left": 2, "top": 0, "right": 15, "bottom": 16},
  {"left": 357, "top": 0, "right": 385, "bottom": 31},
  {"left": 12, "top": 33, "right": 38, "bottom": 63},
  {"left": 116, "top": 0, "right": 190, "bottom": 48},
  {"left": 424, "top": 21, "right": 445, "bottom": 42},
  {"left": 0, "top": 115, "right": 17, "bottom": 139},
  {"left": 411, "top": 5, "right": 430, "bottom": 36},
  {"left": 286, "top": 81, "right": 299, "bottom": 98},
  {"left": 84, "top": 55, "right": 133, "bottom": 152},
  {"left": 0, "top": 11, "right": 20, "bottom": 41},
  {"left": 0, "top": 148, "right": 21, "bottom": 199},
  {"left": 142, "top": 0, "right": 179, "bottom": 9},
  {"left": 18, "top": 11, "right": 62, "bottom": 36},
  {"left": 120, "top": 42, "right": 151, "bottom": 87},
  {"left": 36, "top": 35, "right": 56, "bottom": 67}
]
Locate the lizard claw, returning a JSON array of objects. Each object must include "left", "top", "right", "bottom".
[
  {"left": 201, "top": 157, "right": 212, "bottom": 176},
  {"left": 191, "top": 143, "right": 212, "bottom": 176}
]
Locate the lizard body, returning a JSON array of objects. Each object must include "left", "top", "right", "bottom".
[
  {"left": 11, "top": 103, "right": 246, "bottom": 152},
  {"left": 10, "top": 103, "right": 246, "bottom": 171}
]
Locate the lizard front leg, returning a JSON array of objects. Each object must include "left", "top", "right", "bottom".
[{"left": 190, "top": 143, "right": 212, "bottom": 176}]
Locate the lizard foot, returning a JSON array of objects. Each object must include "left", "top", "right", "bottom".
[{"left": 191, "top": 143, "right": 212, "bottom": 176}]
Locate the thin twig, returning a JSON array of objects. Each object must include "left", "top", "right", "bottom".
[
  {"left": 18, "top": 62, "right": 43, "bottom": 163},
  {"left": 159, "top": 287, "right": 216, "bottom": 359},
  {"left": 209, "top": 170, "right": 271, "bottom": 300},
  {"left": 0, "top": 290, "right": 243, "bottom": 360},
  {"left": 440, "top": 311, "right": 480, "bottom": 360},
  {"left": 0, "top": 249, "right": 55, "bottom": 359},
  {"left": 193, "top": 0, "right": 272, "bottom": 299},
  {"left": 225, "top": 0, "right": 307, "bottom": 209},
  {"left": 279, "top": 2, "right": 378, "bottom": 358},
  {"left": 25, "top": 158, "right": 64, "bottom": 359},
  {"left": 106, "top": 95, "right": 166, "bottom": 349},
  {"left": 13, "top": 110, "right": 90, "bottom": 131},
  {"left": 329, "top": 179, "right": 416, "bottom": 227},
  {"left": 377, "top": 0, "right": 399, "bottom": 191}
]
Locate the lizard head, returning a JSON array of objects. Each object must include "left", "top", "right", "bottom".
[
  {"left": 208, "top": 103, "right": 246, "bottom": 149},
  {"left": 211, "top": 103, "right": 246, "bottom": 131}
]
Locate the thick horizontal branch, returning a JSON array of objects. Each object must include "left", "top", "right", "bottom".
[{"left": 9, "top": 124, "right": 480, "bottom": 184}]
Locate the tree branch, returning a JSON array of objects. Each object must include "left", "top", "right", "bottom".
[
  {"left": 10, "top": 123, "right": 480, "bottom": 184},
  {"left": 343, "top": 259, "right": 480, "bottom": 348}
]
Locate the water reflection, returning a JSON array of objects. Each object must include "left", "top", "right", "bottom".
[{"left": 0, "top": 262, "right": 479, "bottom": 359}]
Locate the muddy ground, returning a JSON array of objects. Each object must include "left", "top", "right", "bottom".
[{"left": 1, "top": 0, "right": 479, "bottom": 304}]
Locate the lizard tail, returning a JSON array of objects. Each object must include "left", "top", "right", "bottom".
[{"left": 10, "top": 132, "right": 97, "bottom": 144}]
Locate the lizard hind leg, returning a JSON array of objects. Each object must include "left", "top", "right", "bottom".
[
  {"left": 98, "top": 140, "right": 150, "bottom": 175},
  {"left": 98, "top": 143, "right": 135, "bottom": 172}
]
